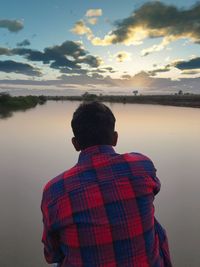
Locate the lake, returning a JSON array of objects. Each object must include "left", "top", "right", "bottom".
[{"left": 0, "top": 101, "right": 199, "bottom": 267}]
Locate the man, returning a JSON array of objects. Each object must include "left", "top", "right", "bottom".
[{"left": 41, "top": 101, "right": 172, "bottom": 267}]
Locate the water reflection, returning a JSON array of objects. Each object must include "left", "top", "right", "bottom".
[
  {"left": 0, "top": 107, "right": 13, "bottom": 118},
  {"left": 0, "top": 101, "right": 199, "bottom": 267},
  {"left": 0, "top": 107, "right": 35, "bottom": 119},
  {"left": 0, "top": 94, "right": 47, "bottom": 119}
]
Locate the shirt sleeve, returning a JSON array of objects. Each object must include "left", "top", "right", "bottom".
[
  {"left": 41, "top": 191, "right": 64, "bottom": 264},
  {"left": 150, "top": 161, "right": 161, "bottom": 195},
  {"left": 154, "top": 218, "right": 173, "bottom": 267},
  {"left": 144, "top": 157, "right": 161, "bottom": 195},
  {"left": 130, "top": 152, "right": 161, "bottom": 196}
]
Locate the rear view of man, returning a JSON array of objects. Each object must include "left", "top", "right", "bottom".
[{"left": 41, "top": 101, "right": 172, "bottom": 267}]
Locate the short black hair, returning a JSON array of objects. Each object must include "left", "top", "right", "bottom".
[{"left": 71, "top": 101, "right": 116, "bottom": 150}]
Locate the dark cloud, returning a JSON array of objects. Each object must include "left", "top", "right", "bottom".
[
  {"left": 121, "top": 74, "right": 131, "bottom": 79},
  {"left": 44, "top": 41, "right": 86, "bottom": 59},
  {"left": 59, "top": 68, "right": 88, "bottom": 75},
  {"left": 12, "top": 48, "right": 50, "bottom": 62},
  {"left": 147, "top": 57, "right": 200, "bottom": 76},
  {"left": 0, "top": 79, "right": 63, "bottom": 86},
  {"left": 0, "top": 47, "right": 11, "bottom": 55},
  {"left": 16, "top": 39, "right": 31, "bottom": 47},
  {"left": 0, "top": 41, "right": 102, "bottom": 76},
  {"left": 11, "top": 41, "right": 101, "bottom": 72},
  {"left": 76, "top": 55, "right": 101, "bottom": 68},
  {"left": 174, "top": 57, "right": 200, "bottom": 70},
  {"left": 90, "top": 72, "right": 104, "bottom": 79},
  {"left": 58, "top": 73, "right": 114, "bottom": 86},
  {"left": 0, "top": 19, "right": 23, "bottom": 32},
  {"left": 49, "top": 57, "right": 78, "bottom": 69},
  {"left": 96, "top": 2, "right": 200, "bottom": 46},
  {"left": 92, "top": 68, "right": 106, "bottom": 73},
  {"left": 116, "top": 71, "right": 200, "bottom": 94},
  {"left": 0, "top": 71, "right": 200, "bottom": 94},
  {"left": 148, "top": 65, "right": 171, "bottom": 76},
  {"left": 181, "top": 70, "right": 200, "bottom": 75},
  {"left": 102, "top": 67, "right": 116, "bottom": 73},
  {"left": 0, "top": 60, "right": 41, "bottom": 76}
]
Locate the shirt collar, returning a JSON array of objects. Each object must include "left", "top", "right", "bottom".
[{"left": 78, "top": 145, "right": 116, "bottom": 164}]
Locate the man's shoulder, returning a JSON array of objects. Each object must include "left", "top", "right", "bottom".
[
  {"left": 42, "top": 165, "right": 78, "bottom": 204},
  {"left": 120, "top": 151, "right": 153, "bottom": 164},
  {"left": 125, "top": 151, "right": 151, "bottom": 160},
  {"left": 43, "top": 172, "right": 63, "bottom": 191},
  {"left": 120, "top": 151, "right": 156, "bottom": 174}
]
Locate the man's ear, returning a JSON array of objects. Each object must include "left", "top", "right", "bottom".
[
  {"left": 72, "top": 137, "right": 81, "bottom": 151},
  {"left": 112, "top": 131, "right": 118, "bottom": 147}
]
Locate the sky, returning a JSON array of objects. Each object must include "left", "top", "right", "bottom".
[{"left": 0, "top": 0, "right": 200, "bottom": 95}]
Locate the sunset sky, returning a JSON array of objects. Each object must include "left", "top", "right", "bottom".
[{"left": 0, "top": 0, "right": 200, "bottom": 95}]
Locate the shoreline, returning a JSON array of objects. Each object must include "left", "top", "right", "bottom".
[
  {"left": 0, "top": 94, "right": 47, "bottom": 118},
  {"left": 46, "top": 94, "right": 200, "bottom": 108}
]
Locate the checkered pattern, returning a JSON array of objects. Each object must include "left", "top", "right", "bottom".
[{"left": 41, "top": 145, "right": 172, "bottom": 267}]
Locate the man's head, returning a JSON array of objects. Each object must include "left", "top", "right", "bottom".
[{"left": 71, "top": 101, "right": 118, "bottom": 151}]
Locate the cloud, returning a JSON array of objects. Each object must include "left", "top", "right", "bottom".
[
  {"left": 90, "top": 66, "right": 116, "bottom": 74},
  {"left": 102, "top": 66, "right": 116, "bottom": 73},
  {"left": 147, "top": 57, "right": 200, "bottom": 76},
  {"left": 1, "top": 70, "right": 200, "bottom": 94},
  {"left": 148, "top": 65, "right": 171, "bottom": 76},
  {"left": 88, "top": 2, "right": 200, "bottom": 49},
  {"left": 76, "top": 54, "right": 102, "bottom": 68},
  {"left": 117, "top": 71, "right": 200, "bottom": 94},
  {"left": 44, "top": 40, "right": 87, "bottom": 59},
  {"left": 71, "top": 8, "right": 102, "bottom": 39},
  {"left": 71, "top": 20, "right": 93, "bottom": 39},
  {"left": 121, "top": 74, "right": 131, "bottom": 79},
  {"left": 0, "top": 47, "right": 11, "bottom": 55},
  {"left": 71, "top": 9, "right": 102, "bottom": 40},
  {"left": 91, "top": 72, "right": 104, "bottom": 79},
  {"left": 0, "top": 43, "right": 102, "bottom": 79},
  {"left": 91, "top": 35, "right": 116, "bottom": 46},
  {"left": 0, "top": 60, "right": 41, "bottom": 76},
  {"left": 0, "top": 19, "right": 23, "bottom": 32},
  {"left": 115, "top": 51, "right": 131, "bottom": 62},
  {"left": 0, "top": 41, "right": 99, "bottom": 74},
  {"left": 5, "top": 40, "right": 102, "bottom": 73},
  {"left": 173, "top": 57, "right": 200, "bottom": 70},
  {"left": 147, "top": 56, "right": 200, "bottom": 77},
  {"left": 58, "top": 71, "right": 155, "bottom": 88},
  {"left": 141, "top": 36, "right": 174, "bottom": 56},
  {"left": 44, "top": 70, "right": 200, "bottom": 93},
  {"left": 59, "top": 68, "right": 88, "bottom": 75},
  {"left": 124, "top": 71, "right": 154, "bottom": 87},
  {"left": 57, "top": 73, "right": 114, "bottom": 86},
  {"left": 87, "top": 18, "right": 98, "bottom": 25},
  {"left": 85, "top": 9, "right": 102, "bottom": 17},
  {"left": 16, "top": 39, "right": 31, "bottom": 47},
  {"left": 181, "top": 70, "right": 200, "bottom": 75}
]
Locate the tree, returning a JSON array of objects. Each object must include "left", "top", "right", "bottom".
[
  {"left": 82, "top": 92, "right": 97, "bottom": 101},
  {"left": 0, "top": 92, "right": 11, "bottom": 104},
  {"left": 178, "top": 90, "right": 183, "bottom": 95}
]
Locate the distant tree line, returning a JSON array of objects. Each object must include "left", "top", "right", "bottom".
[
  {"left": 47, "top": 92, "right": 200, "bottom": 108},
  {"left": 0, "top": 93, "right": 47, "bottom": 118}
]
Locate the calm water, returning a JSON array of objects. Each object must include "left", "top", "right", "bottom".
[{"left": 0, "top": 101, "right": 200, "bottom": 267}]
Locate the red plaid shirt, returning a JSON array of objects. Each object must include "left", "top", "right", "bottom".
[{"left": 41, "top": 145, "right": 172, "bottom": 266}]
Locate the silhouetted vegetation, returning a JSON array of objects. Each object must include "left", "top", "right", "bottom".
[
  {"left": 0, "top": 93, "right": 47, "bottom": 118},
  {"left": 82, "top": 92, "right": 98, "bottom": 101},
  {"left": 47, "top": 93, "right": 200, "bottom": 108},
  {"left": 1, "top": 92, "right": 199, "bottom": 119}
]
